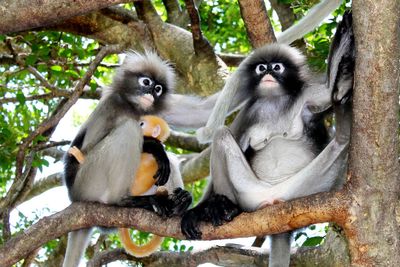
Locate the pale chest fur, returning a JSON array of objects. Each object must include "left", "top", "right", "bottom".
[{"left": 239, "top": 98, "right": 316, "bottom": 185}]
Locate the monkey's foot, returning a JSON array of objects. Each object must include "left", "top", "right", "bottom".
[
  {"left": 181, "top": 194, "right": 241, "bottom": 240},
  {"left": 204, "top": 194, "right": 241, "bottom": 227},
  {"left": 68, "top": 146, "right": 85, "bottom": 164},
  {"left": 181, "top": 209, "right": 202, "bottom": 240},
  {"left": 257, "top": 199, "right": 285, "bottom": 209}
]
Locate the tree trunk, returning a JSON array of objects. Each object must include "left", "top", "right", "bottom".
[{"left": 346, "top": 0, "right": 400, "bottom": 266}]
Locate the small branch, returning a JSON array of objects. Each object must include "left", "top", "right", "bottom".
[
  {"left": 0, "top": 189, "right": 351, "bottom": 266},
  {"left": 14, "top": 173, "right": 63, "bottom": 206},
  {"left": 238, "top": 0, "right": 276, "bottom": 48},
  {"left": 180, "top": 147, "right": 211, "bottom": 183},
  {"left": 162, "top": 0, "right": 189, "bottom": 28},
  {"left": 88, "top": 246, "right": 268, "bottom": 267},
  {"left": 166, "top": 131, "right": 208, "bottom": 152},
  {"left": 184, "top": 0, "right": 214, "bottom": 56},
  {"left": 269, "top": 0, "right": 296, "bottom": 31},
  {"left": 32, "top": 141, "right": 71, "bottom": 151},
  {"left": 100, "top": 6, "right": 138, "bottom": 23},
  {"left": 2, "top": 208, "right": 11, "bottom": 241},
  {"left": 217, "top": 52, "right": 246, "bottom": 67}
]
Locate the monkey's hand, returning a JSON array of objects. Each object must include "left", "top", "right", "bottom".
[
  {"left": 142, "top": 136, "right": 170, "bottom": 186},
  {"left": 181, "top": 194, "right": 241, "bottom": 240},
  {"left": 118, "top": 188, "right": 192, "bottom": 218}
]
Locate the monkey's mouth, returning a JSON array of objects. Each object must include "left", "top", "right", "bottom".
[
  {"left": 139, "top": 94, "right": 154, "bottom": 109},
  {"left": 261, "top": 75, "right": 278, "bottom": 87},
  {"left": 262, "top": 77, "right": 277, "bottom": 84}
]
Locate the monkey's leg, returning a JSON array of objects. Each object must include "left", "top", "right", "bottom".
[
  {"left": 182, "top": 127, "right": 259, "bottom": 239},
  {"left": 63, "top": 228, "right": 92, "bottom": 267},
  {"left": 269, "top": 232, "right": 292, "bottom": 267}
]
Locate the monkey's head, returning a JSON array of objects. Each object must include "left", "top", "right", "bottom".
[
  {"left": 241, "top": 44, "right": 308, "bottom": 99},
  {"left": 139, "top": 115, "right": 170, "bottom": 142},
  {"left": 109, "top": 51, "right": 176, "bottom": 114}
]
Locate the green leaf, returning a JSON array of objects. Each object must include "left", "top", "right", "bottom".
[
  {"left": 302, "top": 236, "right": 324, "bottom": 247},
  {"left": 25, "top": 54, "right": 38, "bottom": 66},
  {"left": 50, "top": 65, "right": 63, "bottom": 72},
  {"left": 16, "top": 92, "right": 26, "bottom": 104}
]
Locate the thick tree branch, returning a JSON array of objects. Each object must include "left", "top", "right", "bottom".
[
  {"left": 0, "top": 189, "right": 351, "bottom": 266},
  {"left": 238, "top": 0, "right": 276, "bottom": 48},
  {"left": 0, "top": 0, "right": 134, "bottom": 34}
]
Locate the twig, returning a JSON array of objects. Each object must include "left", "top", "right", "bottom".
[
  {"left": 32, "top": 141, "right": 71, "bottom": 151},
  {"left": 184, "top": 0, "right": 214, "bottom": 56}
]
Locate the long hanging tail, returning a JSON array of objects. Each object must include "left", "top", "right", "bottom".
[
  {"left": 118, "top": 228, "right": 164, "bottom": 258},
  {"left": 63, "top": 228, "right": 93, "bottom": 267},
  {"left": 269, "top": 232, "right": 291, "bottom": 267}
]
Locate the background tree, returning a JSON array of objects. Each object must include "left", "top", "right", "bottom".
[{"left": 0, "top": 0, "right": 398, "bottom": 266}]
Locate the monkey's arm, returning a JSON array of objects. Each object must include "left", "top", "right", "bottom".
[
  {"left": 142, "top": 136, "right": 170, "bottom": 186},
  {"left": 118, "top": 187, "right": 192, "bottom": 218}
]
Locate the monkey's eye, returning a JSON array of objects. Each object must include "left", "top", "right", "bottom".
[
  {"left": 255, "top": 64, "right": 268, "bottom": 75},
  {"left": 271, "top": 63, "right": 285, "bottom": 74},
  {"left": 138, "top": 77, "right": 153, "bottom": 87},
  {"left": 154, "top": 85, "right": 163, "bottom": 96}
]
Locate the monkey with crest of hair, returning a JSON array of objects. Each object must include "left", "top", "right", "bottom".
[
  {"left": 62, "top": 52, "right": 192, "bottom": 267},
  {"left": 68, "top": 115, "right": 175, "bottom": 258}
]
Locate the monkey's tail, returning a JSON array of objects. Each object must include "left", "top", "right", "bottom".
[{"left": 118, "top": 228, "right": 164, "bottom": 257}]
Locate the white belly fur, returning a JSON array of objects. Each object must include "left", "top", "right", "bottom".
[{"left": 251, "top": 138, "right": 315, "bottom": 185}]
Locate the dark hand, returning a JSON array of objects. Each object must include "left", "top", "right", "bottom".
[
  {"left": 181, "top": 194, "right": 241, "bottom": 240},
  {"left": 142, "top": 136, "right": 170, "bottom": 185}
]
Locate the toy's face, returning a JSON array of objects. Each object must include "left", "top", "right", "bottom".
[{"left": 139, "top": 115, "right": 170, "bottom": 142}]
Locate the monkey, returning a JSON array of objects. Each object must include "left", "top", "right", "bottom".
[
  {"left": 62, "top": 51, "right": 192, "bottom": 267},
  {"left": 68, "top": 115, "right": 173, "bottom": 257},
  {"left": 180, "top": 12, "right": 354, "bottom": 267}
]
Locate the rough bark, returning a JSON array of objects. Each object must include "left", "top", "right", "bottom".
[
  {"left": 238, "top": 0, "right": 276, "bottom": 48},
  {"left": 0, "top": 190, "right": 351, "bottom": 266},
  {"left": 0, "top": 0, "right": 133, "bottom": 34},
  {"left": 347, "top": 1, "right": 400, "bottom": 266}
]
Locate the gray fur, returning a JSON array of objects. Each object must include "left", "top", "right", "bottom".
[
  {"left": 195, "top": 38, "right": 353, "bottom": 267},
  {"left": 63, "top": 51, "right": 180, "bottom": 267}
]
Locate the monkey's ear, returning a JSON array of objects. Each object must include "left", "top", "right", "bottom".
[
  {"left": 152, "top": 125, "right": 161, "bottom": 139},
  {"left": 327, "top": 11, "right": 355, "bottom": 104}
]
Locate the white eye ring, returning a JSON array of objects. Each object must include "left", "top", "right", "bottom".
[
  {"left": 154, "top": 85, "right": 163, "bottom": 96},
  {"left": 255, "top": 64, "right": 267, "bottom": 75},
  {"left": 138, "top": 77, "right": 153, "bottom": 87},
  {"left": 271, "top": 63, "right": 285, "bottom": 74},
  {"left": 139, "top": 120, "right": 146, "bottom": 128}
]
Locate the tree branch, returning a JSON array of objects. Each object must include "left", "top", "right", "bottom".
[
  {"left": 0, "top": 189, "right": 351, "bottom": 266},
  {"left": 184, "top": 0, "right": 214, "bottom": 56},
  {"left": 238, "top": 0, "right": 276, "bottom": 48},
  {"left": 0, "top": 0, "right": 135, "bottom": 34}
]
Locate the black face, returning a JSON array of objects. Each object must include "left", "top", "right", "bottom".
[
  {"left": 116, "top": 70, "right": 169, "bottom": 113},
  {"left": 241, "top": 52, "right": 305, "bottom": 99}
]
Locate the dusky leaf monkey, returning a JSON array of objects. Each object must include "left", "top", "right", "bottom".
[{"left": 62, "top": 52, "right": 191, "bottom": 267}]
